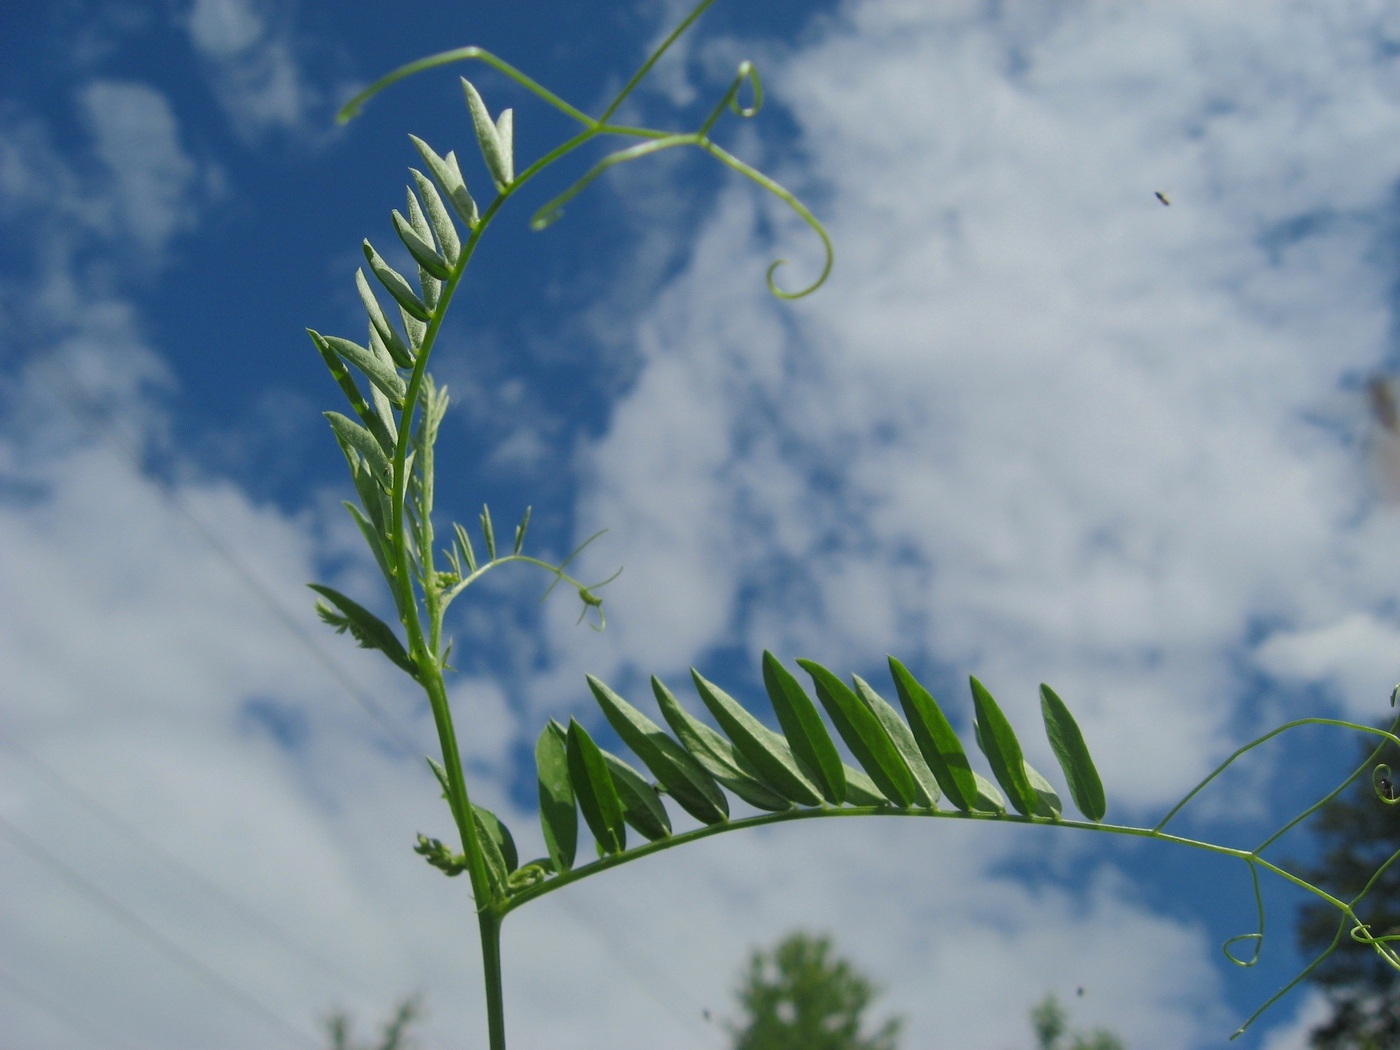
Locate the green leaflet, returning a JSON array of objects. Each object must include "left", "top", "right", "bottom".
[
  {"left": 311, "top": 329, "right": 397, "bottom": 457},
  {"left": 888, "top": 656, "right": 982, "bottom": 812},
  {"left": 410, "top": 169, "right": 461, "bottom": 266},
  {"left": 315, "top": 330, "right": 407, "bottom": 407},
  {"left": 344, "top": 501, "right": 393, "bottom": 588},
  {"left": 587, "top": 676, "right": 727, "bottom": 825},
  {"left": 308, "top": 584, "right": 417, "bottom": 678},
  {"left": 461, "top": 79, "right": 514, "bottom": 190},
  {"left": 535, "top": 721, "right": 576, "bottom": 872},
  {"left": 368, "top": 382, "right": 399, "bottom": 454},
  {"left": 851, "top": 676, "right": 939, "bottom": 809},
  {"left": 453, "top": 521, "right": 478, "bottom": 574},
  {"left": 409, "top": 136, "right": 479, "bottom": 228},
  {"left": 363, "top": 239, "right": 431, "bottom": 322},
  {"left": 325, "top": 411, "right": 392, "bottom": 489},
  {"left": 392, "top": 208, "right": 451, "bottom": 281},
  {"left": 513, "top": 507, "right": 531, "bottom": 555},
  {"left": 354, "top": 268, "right": 413, "bottom": 369},
  {"left": 566, "top": 718, "right": 626, "bottom": 855},
  {"left": 1040, "top": 684, "right": 1106, "bottom": 822},
  {"left": 972, "top": 771, "right": 1006, "bottom": 814},
  {"left": 474, "top": 804, "right": 519, "bottom": 873},
  {"left": 481, "top": 504, "right": 497, "bottom": 560},
  {"left": 691, "top": 669, "right": 823, "bottom": 807},
  {"left": 473, "top": 807, "right": 509, "bottom": 895},
  {"left": 798, "top": 659, "right": 918, "bottom": 808},
  {"left": 1022, "top": 761, "right": 1062, "bottom": 821},
  {"left": 842, "top": 764, "right": 887, "bottom": 807},
  {"left": 762, "top": 651, "right": 845, "bottom": 804},
  {"left": 969, "top": 676, "right": 1038, "bottom": 817},
  {"left": 601, "top": 750, "right": 671, "bottom": 841},
  {"left": 652, "top": 678, "right": 791, "bottom": 812}
]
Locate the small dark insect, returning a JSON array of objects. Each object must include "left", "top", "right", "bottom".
[
  {"left": 1155, "top": 191, "right": 1171, "bottom": 206},
  {"left": 1379, "top": 776, "right": 1396, "bottom": 801}
]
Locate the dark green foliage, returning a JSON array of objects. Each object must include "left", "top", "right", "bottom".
[
  {"left": 1030, "top": 994, "right": 1125, "bottom": 1050},
  {"left": 1295, "top": 730, "right": 1400, "bottom": 1050},
  {"left": 729, "top": 933, "right": 901, "bottom": 1050}
]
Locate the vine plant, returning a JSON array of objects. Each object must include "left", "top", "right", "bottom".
[{"left": 308, "top": 2, "right": 1400, "bottom": 1046}]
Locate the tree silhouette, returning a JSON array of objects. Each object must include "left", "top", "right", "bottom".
[{"left": 729, "top": 932, "right": 902, "bottom": 1050}]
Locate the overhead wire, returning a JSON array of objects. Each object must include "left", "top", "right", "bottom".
[
  {"left": 19, "top": 352, "right": 712, "bottom": 1039},
  {"left": 0, "top": 727, "right": 376, "bottom": 998},
  {"left": 0, "top": 810, "right": 319, "bottom": 1049},
  {"left": 0, "top": 957, "right": 147, "bottom": 1050}
]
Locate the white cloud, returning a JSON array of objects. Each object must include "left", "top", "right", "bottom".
[
  {"left": 178, "top": 0, "right": 325, "bottom": 141},
  {"left": 547, "top": 0, "right": 1400, "bottom": 819}
]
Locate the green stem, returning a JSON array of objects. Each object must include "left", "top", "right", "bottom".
[{"left": 479, "top": 909, "right": 508, "bottom": 1050}]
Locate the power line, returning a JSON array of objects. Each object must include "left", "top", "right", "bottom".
[
  {"left": 0, "top": 727, "right": 375, "bottom": 997},
  {"left": 0, "top": 810, "right": 319, "bottom": 1049},
  {"left": 32, "top": 353, "right": 425, "bottom": 756},
  {"left": 0, "top": 958, "right": 147, "bottom": 1050}
]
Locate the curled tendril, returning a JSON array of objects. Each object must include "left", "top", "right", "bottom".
[
  {"left": 697, "top": 60, "right": 763, "bottom": 136},
  {"left": 1350, "top": 923, "right": 1400, "bottom": 970},
  {"left": 1374, "top": 764, "right": 1398, "bottom": 803},
  {"left": 1223, "top": 861, "right": 1265, "bottom": 967}
]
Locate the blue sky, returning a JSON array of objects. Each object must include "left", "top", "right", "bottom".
[{"left": 3, "top": 1, "right": 1400, "bottom": 1048}]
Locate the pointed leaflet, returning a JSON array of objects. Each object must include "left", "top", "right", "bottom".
[
  {"left": 1021, "top": 761, "right": 1062, "bottom": 820},
  {"left": 652, "top": 678, "right": 791, "bottom": 812},
  {"left": 797, "top": 659, "right": 917, "bottom": 807},
  {"left": 691, "top": 670, "right": 823, "bottom": 807},
  {"left": 851, "top": 676, "right": 939, "bottom": 809},
  {"left": 513, "top": 507, "right": 531, "bottom": 555},
  {"left": 535, "top": 721, "right": 576, "bottom": 872},
  {"left": 480, "top": 504, "right": 497, "bottom": 559},
  {"left": 843, "top": 764, "right": 888, "bottom": 807},
  {"left": 587, "top": 676, "right": 727, "bottom": 825},
  {"left": 1040, "top": 684, "right": 1106, "bottom": 822},
  {"left": 601, "top": 750, "right": 671, "bottom": 841},
  {"left": 410, "top": 169, "right": 460, "bottom": 266},
  {"left": 888, "top": 656, "right": 985, "bottom": 812},
  {"left": 308, "top": 584, "right": 417, "bottom": 678},
  {"left": 354, "top": 268, "right": 413, "bottom": 368},
  {"left": 762, "top": 652, "right": 845, "bottom": 804},
  {"left": 473, "top": 804, "right": 518, "bottom": 873},
  {"left": 461, "top": 78, "right": 513, "bottom": 190},
  {"left": 969, "top": 677, "right": 1039, "bottom": 817},
  {"left": 409, "top": 136, "right": 478, "bottom": 228},
  {"left": 363, "top": 240, "right": 430, "bottom": 322},
  {"left": 392, "top": 209, "right": 450, "bottom": 280},
  {"left": 313, "top": 329, "right": 406, "bottom": 407},
  {"left": 325, "top": 411, "right": 392, "bottom": 489},
  {"left": 566, "top": 719, "right": 626, "bottom": 854}
]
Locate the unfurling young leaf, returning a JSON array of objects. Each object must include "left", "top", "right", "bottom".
[
  {"left": 411, "top": 169, "right": 461, "bottom": 266},
  {"left": 1040, "top": 684, "right": 1107, "bottom": 822},
  {"left": 587, "top": 676, "right": 728, "bottom": 825},
  {"left": 308, "top": 583, "right": 417, "bottom": 678},
  {"left": 798, "top": 659, "right": 918, "bottom": 807},
  {"left": 969, "top": 676, "right": 1039, "bottom": 817},
  {"left": 363, "top": 239, "right": 431, "bottom": 322},
  {"left": 480, "top": 504, "right": 497, "bottom": 560},
  {"left": 535, "top": 721, "right": 576, "bottom": 872},
  {"left": 601, "top": 750, "right": 671, "bottom": 841},
  {"left": 691, "top": 669, "right": 823, "bottom": 807},
  {"left": 392, "top": 208, "right": 451, "bottom": 280},
  {"left": 353, "top": 269, "right": 414, "bottom": 369},
  {"left": 473, "top": 807, "right": 510, "bottom": 894},
  {"left": 762, "top": 652, "right": 846, "bottom": 804},
  {"left": 409, "top": 135, "right": 479, "bottom": 228},
  {"left": 461, "top": 78, "right": 514, "bottom": 190},
  {"left": 652, "top": 678, "right": 792, "bottom": 812},
  {"left": 566, "top": 718, "right": 626, "bottom": 855},
  {"left": 473, "top": 804, "right": 519, "bottom": 873}
]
